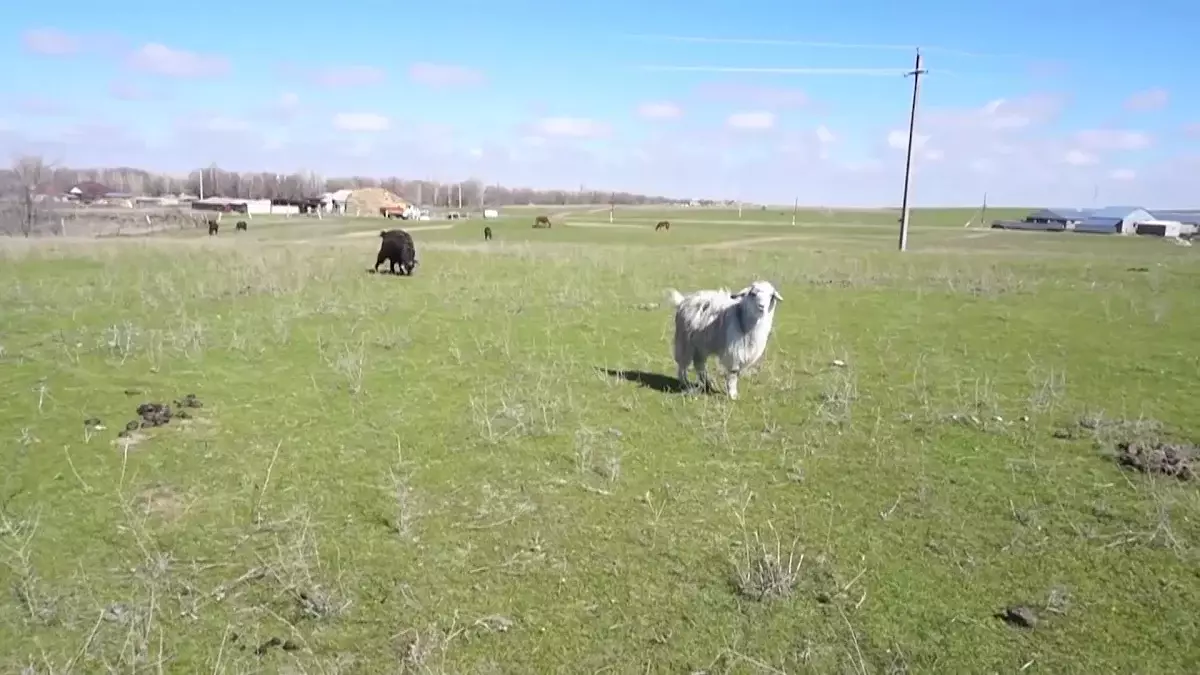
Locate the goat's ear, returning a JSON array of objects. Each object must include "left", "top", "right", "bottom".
[
  {"left": 731, "top": 286, "right": 752, "bottom": 299},
  {"left": 772, "top": 290, "right": 783, "bottom": 302}
]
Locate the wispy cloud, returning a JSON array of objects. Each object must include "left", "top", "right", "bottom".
[
  {"left": 21, "top": 28, "right": 80, "bottom": 56},
  {"left": 640, "top": 65, "right": 912, "bottom": 76},
  {"left": 312, "top": 66, "right": 387, "bottom": 87},
  {"left": 128, "top": 43, "right": 230, "bottom": 78},
  {"left": 620, "top": 33, "right": 1014, "bottom": 58},
  {"left": 408, "top": 63, "right": 485, "bottom": 87}
]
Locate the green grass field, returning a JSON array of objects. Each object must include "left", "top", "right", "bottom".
[{"left": 2, "top": 207, "right": 1199, "bottom": 673}]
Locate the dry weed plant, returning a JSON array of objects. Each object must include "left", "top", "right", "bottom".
[{"left": 729, "top": 494, "right": 803, "bottom": 602}]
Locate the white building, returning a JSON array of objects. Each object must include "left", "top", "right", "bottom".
[{"left": 320, "top": 189, "right": 354, "bottom": 214}]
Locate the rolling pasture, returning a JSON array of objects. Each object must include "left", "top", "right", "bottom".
[{"left": 1, "top": 206, "right": 1198, "bottom": 673}]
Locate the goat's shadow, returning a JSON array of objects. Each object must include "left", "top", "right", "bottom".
[{"left": 598, "top": 367, "right": 700, "bottom": 394}]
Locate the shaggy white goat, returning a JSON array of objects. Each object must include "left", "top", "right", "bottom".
[{"left": 666, "top": 280, "right": 782, "bottom": 400}]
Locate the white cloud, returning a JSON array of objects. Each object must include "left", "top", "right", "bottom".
[
  {"left": 1109, "top": 168, "right": 1136, "bottom": 181},
  {"left": 727, "top": 111, "right": 776, "bottom": 130},
  {"left": 637, "top": 102, "right": 682, "bottom": 120},
  {"left": 279, "top": 92, "right": 299, "bottom": 109},
  {"left": 333, "top": 113, "right": 390, "bottom": 132},
  {"left": 923, "top": 149, "right": 945, "bottom": 161},
  {"left": 1063, "top": 149, "right": 1098, "bottom": 166},
  {"left": 205, "top": 116, "right": 249, "bottom": 132},
  {"left": 1124, "top": 88, "right": 1169, "bottom": 112},
  {"left": 534, "top": 117, "right": 609, "bottom": 138},
  {"left": 127, "top": 43, "right": 230, "bottom": 78},
  {"left": 887, "top": 130, "right": 928, "bottom": 150},
  {"left": 1073, "top": 129, "right": 1152, "bottom": 151},
  {"left": 815, "top": 125, "right": 836, "bottom": 144},
  {"left": 408, "top": 63, "right": 484, "bottom": 87}
]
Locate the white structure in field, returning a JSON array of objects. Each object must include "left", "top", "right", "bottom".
[
  {"left": 320, "top": 189, "right": 353, "bottom": 214},
  {"left": 483, "top": 209, "right": 499, "bottom": 219}
]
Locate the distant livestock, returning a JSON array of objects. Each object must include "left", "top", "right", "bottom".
[
  {"left": 235, "top": 221, "right": 248, "bottom": 232},
  {"left": 207, "top": 219, "right": 219, "bottom": 236},
  {"left": 533, "top": 215, "right": 552, "bottom": 228},
  {"left": 375, "top": 229, "right": 418, "bottom": 276},
  {"left": 655, "top": 220, "right": 671, "bottom": 232},
  {"left": 484, "top": 226, "right": 493, "bottom": 241},
  {"left": 666, "top": 280, "right": 783, "bottom": 400}
]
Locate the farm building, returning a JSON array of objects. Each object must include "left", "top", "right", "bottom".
[
  {"left": 991, "top": 219, "right": 1068, "bottom": 232},
  {"left": 271, "top": 198, "right": 322, "bottom": 215},
  {"left": 192, "top": 197, "right": 248, "bottom": 214},
  {"left": 1023, "top": 208, "right": 1092, "bottom": 228},
  {"left": 1074, "top": 206, "right": 1154, "bottom": 235},
  {"left": 1136, "top": 220, "right": 1198, "bottom": 238},
  {"left": 1150, "top": 210, "right": 1200, "bottom": 227},
  {"left": 320, "top": 189, "right": 353, "bottom": 214},
  {"left": 991, "top": 207, "right": 1092, "bottom": 232},
  {"left": 67, "top": 182, "right": 112, "bottom": 202}
]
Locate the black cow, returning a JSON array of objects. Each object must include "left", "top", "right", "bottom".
[
  {"left": 207, "top": 219, "right": 219, "bottom": 236},
  {"left": 375, "top": 229, "right": 418, "bottom": 276},
  {"left": 484, "top": 226, "right": 493, "bottom": 241},
  {"left": 235, "top": 221, "right": 248, "bottom": 231}
]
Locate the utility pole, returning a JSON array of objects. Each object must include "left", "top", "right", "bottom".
[
  {"left": 791, "top": 197, "right": 798, "bottom": 226},
  {"left": 897, "top": 48, "right": 927, "bottom": 252}
]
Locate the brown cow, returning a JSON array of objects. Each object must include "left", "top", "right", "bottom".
[
  {"left": 655, "top": 220, "right": 670, "bottom": 232},
  {"left": 533, "top": 215, "right": 552, "bottom": 228}
]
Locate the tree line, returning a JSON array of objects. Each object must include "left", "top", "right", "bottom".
[{"left": 0, "top": 156, "right": 687, "bottom": 207}]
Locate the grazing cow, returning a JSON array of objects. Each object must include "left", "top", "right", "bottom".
[
  {"left": 375, "top": 229, "right": 418, "bottom": 276},
  {"left": 207, "top": 219, "right": 219, "bottom": 236},
  {"left": 484, "top": 226, "right": 493, "bottom": 241},
  {"left": 235, "top": 221, "right": 248, "bottom": 232},
  {"left": 655, "top": 220, "right": 671, "bottom": 232},
  {"left": 533, "top": 215, "right": 552, "bottom": 228}
]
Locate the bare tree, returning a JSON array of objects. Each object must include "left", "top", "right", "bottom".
[{"left": 10, "top": 155, "right": 52, "bottom": 237}]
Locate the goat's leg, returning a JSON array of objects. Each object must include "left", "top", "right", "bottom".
[
  {"left": 694, "top": 354, "right": 715, "bottom": 393},
  {"left": 725, "top": 370, "right": 740, "bottom": 400}
]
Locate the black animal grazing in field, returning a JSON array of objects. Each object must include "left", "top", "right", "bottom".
[
  {"left": 207, "top": 219, "right": 219, "bottom": 236},
  {"left": 484, "top": 226, "right": 493, "bottom": 241},
  {"left": 655, "top": 220, "right": 670, "bottom": 232},
  {"left": 374, "top": 229, "right": 418, "bottom": 276},
  {"left": 235, "top": 221, "right": 248, "bottom": 232},
  {"left": 533, "top": 215, "right": 552, "bottom": 228}
]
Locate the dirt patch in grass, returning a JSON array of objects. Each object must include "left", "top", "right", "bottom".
[
  {"left": 1115, "top": 441, "right": 1198, "bottom": 480},
  {"left": 137, "top": 484, "right": 189, "bottom": 520}
]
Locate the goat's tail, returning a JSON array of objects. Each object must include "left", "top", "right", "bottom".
[{"left": 666, "top": 288, "right": 685, "bottom": 308}]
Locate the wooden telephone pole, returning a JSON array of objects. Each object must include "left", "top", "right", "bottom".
[{"left": 897, "top": 49, "right": 928, "bottom": 252}]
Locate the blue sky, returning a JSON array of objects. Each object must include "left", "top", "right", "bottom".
[{"left": 2, "top": 0, "right": 1198, "bottom": 206}]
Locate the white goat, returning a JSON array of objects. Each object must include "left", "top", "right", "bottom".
[{"left": 666, "top": 280, "right": 782, "bottom": 400}]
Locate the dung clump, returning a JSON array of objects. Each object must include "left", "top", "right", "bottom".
[
  {"left": 117, "top": 394, "right": 204, "bottom": 438},
  {"left": 1115, "top": 440, "right": 1197, "bottom": 481},
  {"left": 136, "top": 402, "right": 173, "bottom": 427},
  {"left": 174, "top": 394, "right": 203, "bottom": 409}
]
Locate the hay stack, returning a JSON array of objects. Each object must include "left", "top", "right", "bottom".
[{"left": 346, "top": 187, "right": 406, "bottom": 217}]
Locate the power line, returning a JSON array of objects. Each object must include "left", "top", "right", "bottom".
[{"left": 897, "top": 49, "right": 928, "bottom": 253}]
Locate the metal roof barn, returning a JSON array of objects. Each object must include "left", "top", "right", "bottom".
[
  {"left": 1024, "top": 208, "right": 1092, "bottom": 224},
  {"left": 1151, "top": 210, "right": 1200, "bottom": 226},
  {"left": 1075, "top": 206, "right": 1153, "bottom": 234}
]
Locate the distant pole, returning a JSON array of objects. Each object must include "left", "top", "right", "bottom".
[
  {"left": 981, "top": 192, "right": 988, "bottom": 226},
  {"left": 792, "top": 197, "right": 798, "bottom": 226},
  {"left": 738, "top": 201, "right": 743, "bottom": 218},
  {"left": 457, "top": 183, "right": 463, "bottom": 210},
  {"left": 897, "top": 48, "right": 927, "bottom": 252},
  {"left": 609, "top": 192, "right": 614, "bottom": 223}
]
